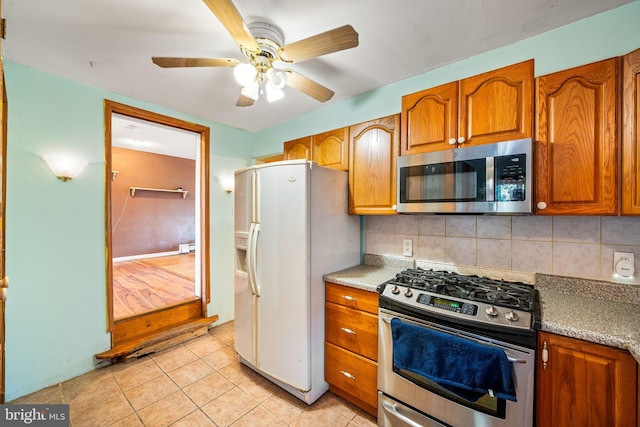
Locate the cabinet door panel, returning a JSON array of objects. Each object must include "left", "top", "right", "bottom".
[
  {"left": 460, "top": 59, "right": 533, "bottom": 146},
  {"left": 284, "top": 136, "right": 311, "bottom": 160},
  {"left": 349, "top": 114, "right": 399, "bottom": 215},
  {"left": 312, "top": 127, "right": 349, "bottom": 170},
  {"left": 537, "top": 332, "right": 637, "bottom": 427},
  {"left": 401, "top": 82, "right": 458, "bottom": 155},
  {"left": 535, "top": 58, "right": 618, "bottom": 215},
  {"left": 622, "top": 48, "right": 640, "bottom": 215}
]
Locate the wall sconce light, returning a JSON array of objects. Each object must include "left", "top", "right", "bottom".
[
  {"left": 43, "top": 155, "right": 87, "bottom": 182},
  {"left": 219, "top": 176, "right": 234, "bottom": 193}
]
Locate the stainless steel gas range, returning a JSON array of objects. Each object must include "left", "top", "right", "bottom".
[{"left": 377, "top": 268, "right": 541, "bottom": 427}]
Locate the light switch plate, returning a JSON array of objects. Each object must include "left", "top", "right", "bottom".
[{"left": 402, "top": 239, "right": 413, "bottom": 257}]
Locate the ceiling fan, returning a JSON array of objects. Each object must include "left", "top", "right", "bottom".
[{"left": 152, "top": 0, "right": 359, "bottom": 107}]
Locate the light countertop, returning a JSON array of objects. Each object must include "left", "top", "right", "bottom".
[{"left": 535, "top": 275, "right": 640, "bottom": 363}]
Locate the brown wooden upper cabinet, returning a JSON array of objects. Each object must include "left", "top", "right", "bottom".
[
  {"left": 401, "top": 59, "right": 534, "bottom": 155},
  {"left": 622, "top": 48, "right": 640, "bottom": 215},
  {"left": 255, "top": 153, "right": 284, "bottom": 164},
  {"left": 283, "top": 136, "right": 311, "bottom": 160},
  {"left": 312, "top": 127, "right": 349, "bottom": 170},
  {"left": 535, "top": 58, "right": 619, "bottom": 215},
  {"left": 349, "top": 114, "right": 400, "bottom": 215},
  {"left": 283, "top": 128, "right": 349, "bottom": 170}
]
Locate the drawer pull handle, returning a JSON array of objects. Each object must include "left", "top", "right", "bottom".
[
  {"left": 340, "top": 327, "right": 356, "bottom": 335},
  {"left": 342, "top": 295, "right": 357, "bottom": 302},
  {"left": 340, "top": 370, "right": 356, "bottom": 380}
]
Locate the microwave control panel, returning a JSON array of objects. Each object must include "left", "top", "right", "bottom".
[{"left": 495, "top": 154, "right": 526, "bottom": 202}]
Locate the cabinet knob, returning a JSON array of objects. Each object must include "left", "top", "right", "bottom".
[
  {"left": 340, "top": 327, "right": 356, "bottom": 335},
  {"left": 537, "top": 202, "right": 547, "bottom": 210},
  {"left": 457, "top": 136, "right": 466, "bottom": 144},
  {"left": 448, "top": 138, "right": 457, "bottom": 145},
  {"left": 542, "top": 340, "right": 549, "bottom": 369}
]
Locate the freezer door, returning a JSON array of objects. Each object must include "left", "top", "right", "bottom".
[
  {"left": 254, "top": 162, "right": 312, "bottom": 392},
  {"left": 234, "top": 168, "right": 255, "bottom": 365},
  {"left": 234, "top": 168, "right": 252, "bottom": 234}
]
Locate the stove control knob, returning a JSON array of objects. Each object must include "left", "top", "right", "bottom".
[
  {"left": 505, "top": 310, "right": 519, "bottom": 322},
  {"left": 404, "top": 288, "right": 413, "bottom": 298},
  {"left": 391, "top": 285, "right": 400, "bottom": 295},
  {"left": 485, "top": 305, "right": 499, "bottom": 317}
]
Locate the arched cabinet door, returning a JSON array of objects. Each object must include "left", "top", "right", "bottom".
[
  {"left": 622, "top": 48, "right": 640, "bottom": 215},
  {"left": 348, "top": 114, "right": 400, "bottom": 215},
  {"left": 284, "top": 136, "right": 311, "bottom": 160},
  {"left": 535, "top": 58, "right": 618, "bottom": 215}
]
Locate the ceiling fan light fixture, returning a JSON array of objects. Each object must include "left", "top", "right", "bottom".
[
  {"left": 267, "top": 68, "right": 287, "bottom": 90},
  {"left": 234, "top": 63, "right": 258, "bottom": 86},
  {"left": 266, "top": 84, "right": 284, "bottom": 103},
  {"left": 241, "top": 80, "right": 260, "bottom": 101}
]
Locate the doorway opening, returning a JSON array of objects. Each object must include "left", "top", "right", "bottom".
[{"left": 104, "top": 100, "right": 211, "bottom": 351}]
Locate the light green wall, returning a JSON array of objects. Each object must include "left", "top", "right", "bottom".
[
  {"left": 4, "top": 62, "right": 253, "bottom": 401},
  {"left": 253, "top": 1, "right": 640, "bottom": 155},
  {"left": 4, "top": 1, "right": 640, "bottom": 401}
]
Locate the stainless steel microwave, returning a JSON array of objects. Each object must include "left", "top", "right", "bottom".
[{"left": 397, "top": 138, "right": 533, "bottom": 214}]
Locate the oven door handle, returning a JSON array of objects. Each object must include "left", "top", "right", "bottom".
[{"left": 380, "top": 400, "right": 430, "bottom": 427}]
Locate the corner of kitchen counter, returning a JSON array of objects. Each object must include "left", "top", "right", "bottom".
[
  {"left": 535, "top": 273, "right": 640, "bottom": 363},
  {"left": 323, "top": 254, "right": 414, "bottom": 292}
]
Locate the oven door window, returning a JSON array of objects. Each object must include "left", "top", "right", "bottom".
[
  {"left": 399, "top": 158, "right": 487, "bottom": 203},
  {"left": 393, "top": 366, "right": 507, "bottom": 418}
]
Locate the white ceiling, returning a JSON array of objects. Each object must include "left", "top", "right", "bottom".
[
  {"left": 3, "top": 0, "right": 633, "bottom": 133},
  {"left": 111, "top": 113, "right": 198, "bottom": 159}
]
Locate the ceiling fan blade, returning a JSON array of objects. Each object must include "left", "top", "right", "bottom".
[
  {"left": 285, "top": 70, "right": 335, "bottom": 103},
  {"left": 236, "top": 94, "right": 255, "bottom": 107},
  {"left": 278, "top": 25, "right": 359, "bottom": 63},
  {"left": 201, "top": 0, "right": 260, "bottom": 54},
  {"left": 152, "top": 57, "right": 240, "bottom": 68}
]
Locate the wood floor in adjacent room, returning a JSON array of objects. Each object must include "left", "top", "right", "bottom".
[{"left": 113, "top": 253, "right": 197, "bottom": 321}]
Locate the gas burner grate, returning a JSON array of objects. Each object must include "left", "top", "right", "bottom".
[{"left": 390, "top": 268, "right": 535, "bottom": 311}]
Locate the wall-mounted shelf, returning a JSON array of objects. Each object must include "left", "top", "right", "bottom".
[{"left": 129, "top": 187, "right": 189, "bottom": 199}]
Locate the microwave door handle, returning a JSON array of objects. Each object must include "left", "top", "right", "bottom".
[{"left": 486, "top": 157, "right": 495, "bottom": 202}]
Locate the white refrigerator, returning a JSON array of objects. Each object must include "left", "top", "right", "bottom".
[{"left": 233, "top": 160, "right": 360, "bottom": 404}]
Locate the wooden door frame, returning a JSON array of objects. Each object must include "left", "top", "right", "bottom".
[{"left": 104, "top": 100, "right": 210, "bottom": 346}]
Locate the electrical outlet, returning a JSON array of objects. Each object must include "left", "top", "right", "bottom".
[
  {"left": 613, "top": 251, "right": 635, "bottom": 278},
  {"left": 402, "top": 239, "right": 413, "bottom": 257}
]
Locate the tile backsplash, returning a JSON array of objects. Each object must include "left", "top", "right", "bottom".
[{"left": 365, "top": 215, "right": 640, "bottom": 285}]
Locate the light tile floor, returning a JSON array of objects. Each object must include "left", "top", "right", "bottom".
[{"left": 10, "top": 321, "right": 378, "bottom": 427}]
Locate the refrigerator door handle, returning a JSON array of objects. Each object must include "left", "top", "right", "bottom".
[
  {"left": 254, "top": 171, "right": 261, "bottom": 223},
  {"left": 247, "top": 222, "right": 256, "bottom": 296},
  {"left": 251, "top": 223, "right": 261, "bottom": 297}
]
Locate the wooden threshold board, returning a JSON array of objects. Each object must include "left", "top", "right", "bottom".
[{"left": 96, "top": 314, "right": 219, "bottom": 362}]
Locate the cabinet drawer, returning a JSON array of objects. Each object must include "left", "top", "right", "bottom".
[
  {"left": 325, "top": 342, "right": 378, "bottom": 409},
  {"left": 326, "top": 302, "right": 378, "bottom": 361},
  {"left": 326, "top": 282, "right": 378, "bottom": 314}
]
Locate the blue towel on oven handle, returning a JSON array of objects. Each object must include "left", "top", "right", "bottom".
[{"left": 390, "top": 317, "right": 517, "bottom": 402}]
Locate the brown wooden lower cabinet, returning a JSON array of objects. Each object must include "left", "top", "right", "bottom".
[
  {"left": 325, "top": 282, "right": 378, "bottom": 416},
  {"left": 537, "top": 331, "right": 638, "bottom": 427}
]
